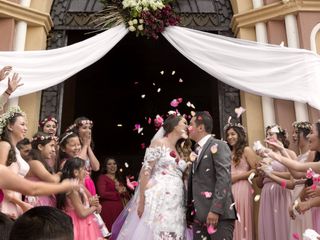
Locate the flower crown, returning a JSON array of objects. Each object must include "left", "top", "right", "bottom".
[
  {"left": 223, "top": 116, "right": 246, "bottom": 133},
  {"left": 0, "top": 106, "right": 25, "bottom": 135},
  {"left": 266, "top": 124, "right": 287, "bottom": 136},
  {"left": 59, "top": 131, "right": 75, "bottom": 144},
  {"left": 77, "top": 120, "right": 93, "bottom": 127},
  {"left": 39, "top": 116, "right": 58, "bottom": 128},
  {"left": 32, "top": 134, "right": 58, "bottom": 143},
  {"left": 292, "top": 121, "right": 312, "bottom": 130}
]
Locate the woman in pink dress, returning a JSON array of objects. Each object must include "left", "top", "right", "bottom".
[
  {"left": 56, "top": 157, "right": 103, "bottom": 240},
  {"left": 264, "top": 121, "right": 320, "bottom": 233},
  {"left": 256, "top": 125, "right": 296, "bottom": 240},
  {"left": 24, "top": 132, "right": 61, "bottom": 207},
  {"left": 225, "top": 123, "right": 257, "bottom": 240},
  {"left": 0, "top": 106, "right": 32, "bottom": 219}
]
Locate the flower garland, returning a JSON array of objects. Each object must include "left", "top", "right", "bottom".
[
  {"left": 98, "top": 0, "right": 180, "bottom": 39},
  {"left": 0, "top": 106, "right": 25, "bottom": 135}
]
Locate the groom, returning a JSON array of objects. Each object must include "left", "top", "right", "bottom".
[{"left": 188, "top": 111, "right": 237, "bottom": 240}]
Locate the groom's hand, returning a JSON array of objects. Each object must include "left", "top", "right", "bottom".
[{"left": 207, "top": 211, "right": 219, "bottom": 228}]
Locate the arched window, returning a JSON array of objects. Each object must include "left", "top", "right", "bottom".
[{"left": 310, "top": 23, "right": 320, "bottom": 53}]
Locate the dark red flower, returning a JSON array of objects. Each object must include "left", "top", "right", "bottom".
[{"left": 170, "top": 150, "right": 177, "bottom": 158}]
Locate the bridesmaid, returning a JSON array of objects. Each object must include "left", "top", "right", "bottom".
[
  {"left": 256, "top": 124, "right": 296, "bottom": 240},
  {"left": 96, "top": 157, "right": 130, "bottom": 231},
  {"left": 225, "top": 124, "right": 257, "bottom": 240},
  {"left": 289, "top": 121, "right": 313, "bottom": 237}
]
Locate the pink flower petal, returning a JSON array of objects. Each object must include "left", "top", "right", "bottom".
[
  {"left": 170, "top": 99, "right": 179, "bottom": 107},
  {"left": 207, "top": 225, "right": 217, "bottom": 235},
  {"left": 311, "top": 184, "right": 317, "bottom": 191},
  {"left": 235, "top": 106, "right": 246, "bottom": 118},
  {"left": 281, "top": 180, "right": 287, "bottom": 189},
  {"left": 210, "top": 144, "right": 218, "bottom": 154},
  {"left": 201, "top": 191, "right": 212, "bottom": 198},
  {"left": 292, "top": 232, "right": 300, "bottom": 240}
]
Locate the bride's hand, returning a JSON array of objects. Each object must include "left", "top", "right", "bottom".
[{"left": 137, "top": 199, "right": 145, "bottom": 218}]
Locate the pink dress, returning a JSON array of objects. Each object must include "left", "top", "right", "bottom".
[
  {"left": 0, "top": 148, "right": 30, "bottom": 218},
  {"left": 64, "top": 186, "right": 103, "bottom": 240},
  {"left": 258, "top": 159, "right": 291, "bottom": 240},
  {"left": 24, "top": 176, "right": 56, "bottom": 207},
  {"left": 231, "top": 156, "right": 253, "bottom": 240},
  {"left": 290, "top": 152, "right": 313, "bottom": 237}
]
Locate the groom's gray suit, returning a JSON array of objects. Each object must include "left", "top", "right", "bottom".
[{"left": 188, "top": 135, "right": 237, "bottom": 240}]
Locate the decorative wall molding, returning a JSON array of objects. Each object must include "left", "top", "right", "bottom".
[{"left": 0, "top": 0, "right": 53, "bottom": 34}]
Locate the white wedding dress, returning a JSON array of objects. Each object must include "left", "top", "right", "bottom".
[{"left": 113, "top": 146, "right": 192, "bottom": 240}]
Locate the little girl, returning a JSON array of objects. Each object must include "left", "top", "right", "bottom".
[{"left": 56, "top": 157, "right": 103, "bottom": 240}]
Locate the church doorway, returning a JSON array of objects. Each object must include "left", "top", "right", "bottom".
[{"left": 61, "top": 31, "right": 220, "bottom": 175}]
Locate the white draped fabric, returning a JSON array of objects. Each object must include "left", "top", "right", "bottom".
[
  {"left": 0, "top": 23, "right": 320, "bottom": 109},
  {"left": 0, "top": 25, "right": 128, "bottom": 97},
  {"left": 162, "top": 26, "right": 320, "bottom": 109}
]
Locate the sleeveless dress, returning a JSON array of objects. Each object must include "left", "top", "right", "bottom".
[
  {"left": 64, "top": 186, "right": 103, "bottom": 240},
  {"left": 258, "top": 158, "right": 292, "bottom": 240},
  {"left": 289, "top": 151, "right": 313, "bottom": 237},
  {"left": 113, "top": 146, "right": 192, "bottom": 240},
  {"left": 231, "top": 155, "right": 253, "bottom": 240},
  {"left": 0, "top": 148, "right": 30, "bottom": 218}
]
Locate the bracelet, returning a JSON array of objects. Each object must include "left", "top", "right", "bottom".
[{"left": 5, "top": 90, "right": 11, "bottom": 96}]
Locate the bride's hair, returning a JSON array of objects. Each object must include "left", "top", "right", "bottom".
[{"left": 162, "top": 115, "right": 192, "bottom": 161}]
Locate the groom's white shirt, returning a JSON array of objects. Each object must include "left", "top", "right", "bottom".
[{"left": 196, "top": 134, "right": 211, "bottom": 157}]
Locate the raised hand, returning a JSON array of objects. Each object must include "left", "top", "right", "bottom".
[
  {"left": 7, "top": 72, "right": 23, "bottom": 94},
  {"left": 0, "top": 66, "right": 12, "bottom": 81}
]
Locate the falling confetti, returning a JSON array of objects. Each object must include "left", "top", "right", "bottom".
[
  {"left": 229, "top": 202, "right": 236, "bottom": 210},
  {"left": 126, "top": 177, "right": 139, "bottom": 190},
  {"left": 235, "top": 106, "right": 246, "bottom": 118},
  {"left": 201, "top": 191, "right": 212, "bottom": 198},
  {"left": 248, "top": 172, "right": 255, "bottom": 185},
  {"left": 157, "top": 88, "right": 161, "bottom": 93},
  {"left": 210, "top": 144, "right": 218, "bottom": 154},
  {"left": 254, "top": 195, "right": 260, "bottom": 202},
  {"left": 124, "top": 162, "right": 129, "bottom": 168},
  {"left": 141, "top": 94, "right": 146, "bottom": 98},
  {"left": 117, "top": 124, "right": 123, "bottom": 127},
  {"left": 206, "top": 168, "right": 210, "bottom": 172},
  {"left": 178, "top": 78, "right": 183, "bottom": 83},
  {"left": 207, "top": 225, "right": 217, "bottom": 235},
  {"left": 171, "top": 70, "right": 176, "bottom": 75},
  {"left": 119, "top": 168, "right": 123, "bottom": 172},
  {"left": 160, "top": 70, "right": 164, "bottom": 75}
]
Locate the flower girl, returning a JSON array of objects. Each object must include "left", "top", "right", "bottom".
[{"left": 56, "top": 157, "right": 103, "bottom": 240}]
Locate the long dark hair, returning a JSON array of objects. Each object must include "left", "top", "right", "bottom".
[
  {"left": 0, "top": 112, "right": 24, "bottom": 166},
  {"left": 56, "top": 157, "right": 85, "bottom": 210},
  {"left": 162, "top": 115, "right": 192, "bottom": 161},
  {"left": 57, "top": 131, "right": 79, "bottom": 171},
  {"left": 314, "top": 121, "right": 320, "bottom": 162},
  {"left": 225, "top": 125, "right": 247, "bottom": 167},
  {"left": 29, "top": 132, "right": 56, "bottom": 173},
  {"left": 266, "top": 125, "right": 290, "bottom": 148},
  {"left": 100, "top": 157, "right": 124, "bottom": 183}
]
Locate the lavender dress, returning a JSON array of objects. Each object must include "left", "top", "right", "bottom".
[{"left": 258, "top": 158, "right": 291, "bottom": 240}]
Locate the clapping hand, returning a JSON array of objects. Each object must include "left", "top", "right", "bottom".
[
  {"left": 0, "top": 66, "right": 12, "bottom": 81},
  {"left": 265, "top": 139, "right": 284, "bottom": 152}
]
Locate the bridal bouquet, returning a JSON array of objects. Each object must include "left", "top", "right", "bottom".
[{"left": 98, "top": 0, "right": 180, "bottom": 39}]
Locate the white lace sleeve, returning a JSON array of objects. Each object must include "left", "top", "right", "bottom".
[{"left": 142, "top": 147, "right": 162, "bottom": 176}]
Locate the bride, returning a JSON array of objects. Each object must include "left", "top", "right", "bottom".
[{"left": 112, "top": 114, "right": 192, "bottom": 240}]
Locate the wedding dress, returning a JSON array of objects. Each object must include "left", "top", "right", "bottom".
[{"left": 113, "top": 146, "right": 192, "bottom": 240}]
